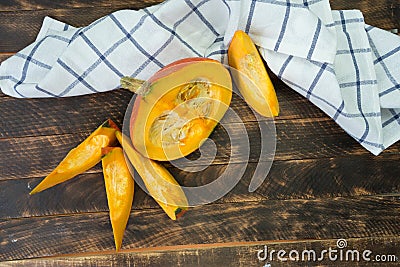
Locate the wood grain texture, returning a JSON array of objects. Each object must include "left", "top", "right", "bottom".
[
  {"left": 2, "top": 237, "right": 399, "bottom": 266},
  {"left": 0, "top": 81, "right": 327, "bottom": 138},
  {"left": 0, "top": 7, "right": 120, "bottom": 53},
  {"left": 0, "top": 0, "right": 164, "bottom": 11},
  {"left": 112, "top": 0, "right": 165, "bottom": 9},
  {"left": 1, "top": 114, "right": 399, "bottom": 181},
  {"left": 331, "top": 0, "right": 398, "bottom": 29},
  {"left": 0, "top": 196, "right": 399, "bottom": 261},
  {"left": 0, "top": 0, "right": 397, "bottom": 52},
  {"left": 0, "top": 54, "right": 13, "bottom": 98},
  {"left": 0, "top": 53, "right": 13, "bottom": 63},
  {"left": 0, "top": 90, "right": 133, "bottom": 138},
  {"left": 1, "top": 154, "right": 399, "bottom": 220},
  {"left": 0, "top": 133, "right": 102, "bottom": 180},
  {"left": 394, "top": 0, "right": 400, "bottom": 29},
  {"left": 0, "top": 0, "right": 109, "bottom": 11}
]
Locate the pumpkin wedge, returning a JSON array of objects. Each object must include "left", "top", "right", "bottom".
[
  {"left": 30, "top": 119, "right": 119, "bottom": 194},
  {"left": 228, "top": 30, "right": 279, "bottom": 117},
  {"left": 101, "top": 147, "right": 134, "bottom": 251},
  {"left": 123, "top": 58, "right": 232, "bottom": 161},
  {"left": 116, "top": 131, "right": 188, "bottom": 220}
]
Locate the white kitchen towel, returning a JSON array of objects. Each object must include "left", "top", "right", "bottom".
[{"left": 0, "top": 0, "right": 399, "bottom": 155}]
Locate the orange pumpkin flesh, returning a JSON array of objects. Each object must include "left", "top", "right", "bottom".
[
  {"left": 228, "top": 30, "right": 279, "bottom": 117},
  {"left": 129, "top": 58, "right": 232, "bottom": 161},
  {"left": 116, "top": 131, "right": 188, "bottom": 220},
  {"left": 101, "top": 146, "right": 134, "bottom": 251},
  {"left": 29, "top": 119, "right": 119, "bottom": 194}
]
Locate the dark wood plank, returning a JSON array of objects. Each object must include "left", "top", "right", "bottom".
[
  {"left": 0, "top": 53, "right": 13, "bottom": 63},
  {"left": 250, "top": 153, "right": 400, "bottom": 199},
  {"left": 0, "top": 0, "right": 163, "bottom": 11},
  {"left": 395, "top": 1, "right": 400, "bottom": 29},
  {"left": 0, "top": 7, "right": 123, "bottom": 53},
  {"left": 331, "top": 0, "right": 399, "bottom": 29},
  {"left": 112, "top": 0, "right": 164, "bottom": 9},
  {"left": 0, "top": 172, "right": 186, "bottom": 220},
  {"left": 3, "top": 237, "right": 399, "bottom": 266},
  {"left": 0, "top": 82, "right": 326, "bottom": 138},
  {"left": 0, "top": 0, "right": 397, "bottom": 53},
  {"left": 0, "top": 1, "right": 161, "bottom": 53},
  {"left": 1, "top": 114, "right": 399, "bottom": 181},
  {"left": 0, "top": 133, "right": 102, "bottom": 180},
  {"left": 1, "top": 153, "right": 399, "bottom": 220},
  {"left": 0, "top": 173, "right": 109, "bottom": 219},
  {"left": 0, "top": 0, "right": 397, "bottom": 22},
  {"left": 0, "top": 196, "right": 399, "bottom": 261},
  {"left": 0, "top": 53, "right": 13, "bottom": 98},
  {"left": 0, "top": 0, "right": 110, "bottom": 11},
  {"left": 0, "top": 90, "right": 132, "bottom": 138}
]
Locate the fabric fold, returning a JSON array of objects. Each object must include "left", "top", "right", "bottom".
[{"left": 239, "top": 0, "right": 337, "bottom": 63}]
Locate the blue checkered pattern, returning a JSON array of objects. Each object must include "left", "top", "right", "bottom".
[
  {"left": 259, "top": 6, "right": 400, "bottom": 154},
  {"left": 0, "top": 0, "right": 399, "bottom": 154}
]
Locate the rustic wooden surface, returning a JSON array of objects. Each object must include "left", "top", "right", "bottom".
[{"left": 0, "top": 0, "right": 399, "bottom": 266}]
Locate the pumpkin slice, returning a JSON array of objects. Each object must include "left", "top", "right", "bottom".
[
  {"left": 116, "top": 131, "right": 188, "bottom": 220},
  {"left": 30, "top": 119, "right": 119, "bottom": 194},
  {"left": 124, "top": 58, "right": 232, "bottom": 161},
  {"left": 228, "top": 30, "right": 279, "bottom": 117},
  {"left": 101, "top": 147, "right": 134, "bottom": 251}
]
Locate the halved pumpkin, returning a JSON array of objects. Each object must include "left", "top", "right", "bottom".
[
  {"left": 126, "top": 58, "right": 232, "bottom": 161},
  {"left": 228, "top": 30, "right": 279, "bottom": 117}
]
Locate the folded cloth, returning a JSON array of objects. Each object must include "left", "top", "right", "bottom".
[{"left": 0, "top": 0, "right": 399, "bottom": 155}]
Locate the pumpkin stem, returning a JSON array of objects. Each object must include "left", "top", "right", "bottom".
[{"left": 120, "top": 77, "right": 146, "bottom": 94}]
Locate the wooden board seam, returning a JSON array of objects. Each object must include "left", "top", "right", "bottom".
[
  {"left": 1, "top": 150, "right": 399, "bottom": 182},
  {"left": 5, "top": 235, "right": 399, "bottom": 263},
  {"left": 3, "top": 194, "right": 398, "bottom": 221}
]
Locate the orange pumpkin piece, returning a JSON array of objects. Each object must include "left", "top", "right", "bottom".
[
  {"left": 101, "top": 146, "right": 134, "bottom": 251},
  {"left": 30, "top": 119, "right": 119, "bottom": 194},
  {"left": 122, "top": 58, "right": 232, "bottom": 161},
  {"left": 228, "top": 30, "right": 279, "bottom": 117},
  {"left": 116, "top": 131, "right": 188, "bottom": 220}
]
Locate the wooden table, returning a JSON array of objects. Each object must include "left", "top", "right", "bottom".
[{"left": 1, "top": 0, "right": 399, "bottom": 266}]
